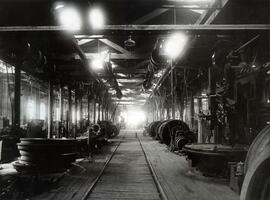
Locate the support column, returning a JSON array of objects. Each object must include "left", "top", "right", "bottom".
[
  {"left": 106, "top": 105, "right": 108, "bottom": 120},
  {"left": 171, "top": 60, "right": 175, "bottom": 119},
  {"left": 14, "top": 63, "right": 21, "bottom": 127},
  {"left": 93, "top": 97, "right": 96, "bottom": 123},
  {"left": 80, "top": 94, "right": 83, "bottom": 126},
  {"left": 60, "top": 86, "right": 64, "bottom": 123},
  {"left": 101, "top": 102, "right": 104, "bottom": 121},
  {"left": 166, "top": 102, "right": 170, "bottom": 120},
  {"left": 208, "top": 65, "right": 218, "bottom": 143},
  {"left": 190, "top": 91, "right": 194, "bottom": 129},
  {"left": 87, "top": 88, "right": 91, "bottom": 125},
  {"left": 67, "top": 86, "right": 72, "bottom": 137},
  {"left": 47, "top": 81, "right": 54, "bottom": 138},
  {"left": 74, "top": 89, "right": 78, "bottom": 138},
  {"left": 98, "top": 99, "right": 101, "bottom": 122},
  {"left": 197, "top": 98, "right": 203, "bottom": 143},
  {"left": 59, "top": 85, "right": 64, "bottom": 138}
]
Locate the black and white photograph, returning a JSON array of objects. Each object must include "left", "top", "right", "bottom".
[{"left": 0, "top": 0, "right": 269, "bottom": 199}]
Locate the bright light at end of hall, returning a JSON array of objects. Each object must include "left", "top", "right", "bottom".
[
  {"left": 164, "top": 32, "right": 188, "bottom": 59},
  {"left": 58, "top": 7, "right": 81, "bottom": 31},
  {"left": 121, "top": 109, "right": 146, "bottom": 127},
  {"left": 89, "top": 8, "right": 104, "bottom": 29}
]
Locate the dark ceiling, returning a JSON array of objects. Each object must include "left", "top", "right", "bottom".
[{"left": 0, "top": 0, "right": 269, "bottom": 106}]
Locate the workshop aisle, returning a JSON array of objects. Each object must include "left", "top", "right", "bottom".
[
  {"left": 139, "top": 132, "right": 240, "bottom": 200},
  {"left": 87, "top": 130, "right": 161, "bottom": 200}
]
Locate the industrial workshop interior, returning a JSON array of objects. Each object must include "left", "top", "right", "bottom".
[{"left": 0, "top": 0, "right": 270, "bottom": 200}]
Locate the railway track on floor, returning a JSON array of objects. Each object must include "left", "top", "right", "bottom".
[{"left": 81, "top": 131, "right": 168, "bottom": 200}]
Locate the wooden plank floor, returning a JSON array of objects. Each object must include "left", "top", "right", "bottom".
[
  {"left": 139, "top": 132, "right": 240, "bottom": 200},
  {"left": 32, "top": 137, "right": 121, "bottom": 200},
  {"left": 87, "top": 131, "right": 161, "bottom": 200},
  {"left": 4, "top": 129, "right": 240, "bottom": 200}
]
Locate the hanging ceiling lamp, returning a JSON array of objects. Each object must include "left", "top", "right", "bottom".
[{"left": 124, "top": 35, "right": 136, "bottom": 51}]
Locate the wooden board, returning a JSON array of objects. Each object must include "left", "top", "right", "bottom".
[
  {"left": 87, "top": 133, "right": 160, "bottom": 200},
  {"left": 140, "top": 134, "right": 240, "bottom": 200}
]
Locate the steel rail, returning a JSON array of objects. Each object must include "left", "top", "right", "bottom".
[
  {"left": 80, "top": 135, "right": 124, "bottom": 200},
  {"left": 137, "top": 132, "right": 169, "bottom": 200}
]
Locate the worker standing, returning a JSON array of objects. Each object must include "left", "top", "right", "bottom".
[
  {"left": 87, "top": 124, "right": 101, "bottom": 161},
  {"left": 87, "top": 125, "right": 94, "bottom": 162}
]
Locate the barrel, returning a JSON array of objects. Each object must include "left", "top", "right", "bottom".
[
  {"left": 149, "top": 121, "right": 161, "bottom": 138},
  {"left": 13, "top": 138, "right": 77, "bottom": 173},
  {"left": 158, "top": 120, "right": 190, "bottom": 145}
]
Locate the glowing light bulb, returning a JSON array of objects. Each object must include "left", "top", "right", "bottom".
[
  {"left": 89, "top": 8, "right": 104, "bottom": 29},
  {"left": 58, "top": 7, "right": 81, "bottom": 31}
]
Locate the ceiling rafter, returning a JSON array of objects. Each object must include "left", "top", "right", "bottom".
[
  {"left": 133, "top": 8, "right": 170, "bottom": 24},
  {"left": 0, "top": 24, "right": 269, "bottom": 32},
  {"left": 78, "top": 38, "right": 95, "bottom": 46},
  {"left": 195, "top": 0, "right": 229, "bottom": 24},
  {"left": 99, "top": 38, "right": 130, "bottom": 54},
  {"left": 204, "top": 0, "right": 229, "bottom": 24},
  {"left": 82, "top": 53, "right": 149, "bottom": 60}
]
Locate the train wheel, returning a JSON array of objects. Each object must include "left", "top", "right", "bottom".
[{"left": 240, "top": 146, "right": 270, "bottom": 200}]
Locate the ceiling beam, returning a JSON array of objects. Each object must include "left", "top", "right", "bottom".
[
  {"left": 119, "top": 85, "right": 142, "bottom": 89},
  {"left": 75, "top": 35, "right": 104, "bottom": 39},
  {"left": 113, "top": 68, "right": 146, "bottom": 74},
  {"left": 0, "top": 24, "right": 269, "bottom": 32},
  {"left": 99, "top": 76, "right": 144, "bottom": 79},
  {"left": 195, "top": 0, "right": 216, "bottom": 24},
  {"left": 162, "top": 5, "right": 220, "bottom": 9},
  {"left": 83, "top": 53, "right": 149, "bottom": 60},
  {"left": 102, "top": 24, "right": 270, "bottom": 33},
  {"left": 99, "top": 39, "right": 130, "bottom": 54},
  {"left": 117, "top": 78, "right": 144, "bottom": 83},
  {"left": 204, "top": 0, "right": 229, "bottom": 24},
  {"left": 78, "top": 38, "right": 95, "bottom": 46},
  {"left": 195, "top": 0, "right": 229, "bottom": 24},
  {"left": 133, "top": 8, "right": 170, "bottom": 24},
  {"left": 165, "top": 0, "right": 217, "bottom": 4}
]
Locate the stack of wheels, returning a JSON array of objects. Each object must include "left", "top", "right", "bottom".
[
  {"left": 173, "top": 135, "right": 187, "bottom": 151},
  {"left": 172, "top": 129, "right": 196, "bottom": 151},
  {"left": 240, "top": 125, "right": 270, "bottom": 200},
  {"left": 148, "top": 121, "right": 162, "bottom": 139},
  {"left": 158, "top": 120, "right": 190, "bottom": 146},
  {"left": 98, "top": 120, "right": 119, "bottom": 139},
  {"left": 13, "top": 138, "right": 77, "bottom": 173},
  {"left": 147, "top": 122, "right": 155, "bottom": 137}
]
